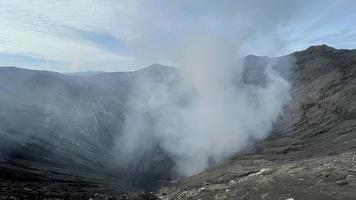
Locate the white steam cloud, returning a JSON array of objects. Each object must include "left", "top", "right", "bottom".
[{"left": 117, "top": 36, "right": 291, "bottom": 176}]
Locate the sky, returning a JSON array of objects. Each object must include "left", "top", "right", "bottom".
[{"left": 0, "top": 0, "right": 356, "bottom": 72}]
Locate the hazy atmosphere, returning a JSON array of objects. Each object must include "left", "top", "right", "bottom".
[{"left": 1, "top": 1, "right": 356, "bottom": 199}]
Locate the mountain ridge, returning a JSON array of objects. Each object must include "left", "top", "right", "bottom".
[
  {"left": 159, "top": 44, "right": 356, "bottom": 200},
  {"left": 0, "top": 44, "right": 356, "bottom": 199}
]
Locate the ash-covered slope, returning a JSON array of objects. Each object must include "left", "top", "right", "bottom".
[
  {"left": 0, "top": 64, "right": 176, "bottom": 199},
  {"left": 160, "top": 45, "right": 356, "bottom": 200}
]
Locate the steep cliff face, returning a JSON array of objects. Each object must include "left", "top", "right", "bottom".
[
  {"left": 159, "top": 45, "right": 356, "bottom": 200},
  {"left": 263, "top": 45, "right": 356, "bottom": 158}
]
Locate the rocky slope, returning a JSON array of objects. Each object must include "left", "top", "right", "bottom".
[
  {"left": 158, "top": 45, "right": 356, "bottom": 200},
  {"left": 0, "top": 45, "right": 355, "bottom": 200},
  {"left": 0, "top": 64, "right": 176, "bottom": 199}
]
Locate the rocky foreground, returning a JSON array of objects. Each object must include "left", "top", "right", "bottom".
[{"left": 157, "top": 151, "right": 356, "bottom": 200}]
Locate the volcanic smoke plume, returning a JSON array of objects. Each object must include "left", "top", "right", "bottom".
[{"left": 117, "top": 37, "right": 292, "bottom": 176}]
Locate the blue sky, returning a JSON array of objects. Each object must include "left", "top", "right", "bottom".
[{"left": 0, "top": 0, "right": 356, "bottom": 72}]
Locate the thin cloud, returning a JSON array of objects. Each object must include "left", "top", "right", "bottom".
[{"left": 0, "top": 0, "right": 355, "bottom": 71}]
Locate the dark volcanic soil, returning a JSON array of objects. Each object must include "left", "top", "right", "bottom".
[
  {"left": 0, "top": 64, "right": 174, "bottom": 199},
  {"left": 1, "top": 45, "right": 356, "bottom": 200},
  {"left": 0, "top": 158, "right": 137, "bottom": 199}
]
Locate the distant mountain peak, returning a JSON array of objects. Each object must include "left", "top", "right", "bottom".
[
  {"left": 137, "top": 63, "right": 176, "bottom": 73},
  {"left": 305, "top": 44, "right": 335, "bottom": 52},
  {"left": 148, "top": 63, "right": 166, "bottom": 68},
  {"left": 65, "top": 71, "right": 106, "bottom": 76},
  {"left": 146, "top": 63, "right": 173, "bottom": 70}
]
